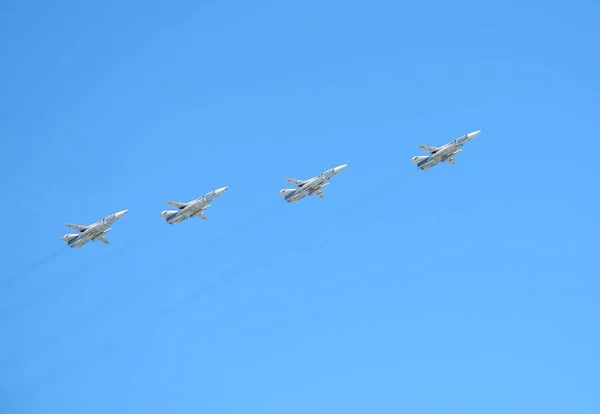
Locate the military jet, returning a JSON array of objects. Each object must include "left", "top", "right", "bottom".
[
  {"left": 161, "top": 186, "right": 229, "bottom": 224},
  {"left": 61, "top": 209, "right": 129, "bottom": 248},
  {"left": 412, "top": 130, "right": 482, "bottom": 170},
  {"left": 279, "top": 164, "right": 348, "bottom": 203}
]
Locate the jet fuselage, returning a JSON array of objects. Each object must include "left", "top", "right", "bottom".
[
  {"left": 162, "top": 187, "right": 228, "bottom": 224},
  {"left": 64, "top": 210, "right": 128, "bottom": 248},
  {"left": 281, "top": 165, "right": 347, "bottom": 203},
  {"left": 413, "top": 130, "right": 481, "bottom": 170}
]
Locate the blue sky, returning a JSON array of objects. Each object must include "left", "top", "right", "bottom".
[{"left": 1, "top": 0, "right": 599, "bottom": 412}]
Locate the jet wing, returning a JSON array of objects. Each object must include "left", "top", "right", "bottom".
[
  {"left": 65, "top": 224, "right": 88, "bottom": 232},
  {"left": 446, "top": 158, "right": 457, "bottom": 166},
  {"left": 315, "top": 192, "right": 325, "bottom": 199},
  {"left": 286, "top": 178, "right": 306, "bottom": 187},
  {"left": 95, "top": 235, "right": 110, "bottom": 244},
  {"left": 419, "top": 145, "right": 439, "bottom": 153},
  {"left": 191, "top": 211, "right": 208, "bottom": 220},
  {"left": 166, "top": 201, "right": 188, "bottom": 209}
]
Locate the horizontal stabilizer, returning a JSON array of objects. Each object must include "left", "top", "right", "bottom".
[
  {"left": 286, "top": 178, "right": 306, "bottom": 187},
  {"left": 314, "top": 192, "right": 325, "bottom": 199},
  {"left": 446, "top": 158, "right": 456, "bottom": 166},
  {"left": 166, "top": 201, "right": 187, "bottom": 209},
  {"left": 419, "top": 145, "right": 439, "bottom": 153},
  {"left": 65, "top": 223, "right": 88, "bottom": 232}
]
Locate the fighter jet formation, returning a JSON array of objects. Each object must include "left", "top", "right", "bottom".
[
  {"left": 61, "top": 130, "right": 482, "bottom": 248},
  {"left": 279, "top": 164, "right": 348, "bottom": 203}
]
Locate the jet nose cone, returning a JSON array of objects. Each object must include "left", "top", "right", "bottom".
[
  {"left": 116, "top": 209, "right": 129, "bottom": 218},
  {"left": 468, "top": 130, "right": 482, "bottom": 139},
  {"left": 334, "top": 163, "right": 349, "bottom": 173},
  {"left": 217, "top": 186, "right": 229, "bottom": 194}
]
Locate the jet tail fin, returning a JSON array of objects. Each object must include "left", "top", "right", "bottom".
[
  {"left": 62, "top": 234, "right": 78, "bottom": 242},
  {"left": 161, "top": 210, "right": 178, "bottom": 219},
  {"left": 412, "top": 156, "right": 428, "bottom": 164},
  {"left": 279, "top": 189, "right": 295, "bottom": 197}
]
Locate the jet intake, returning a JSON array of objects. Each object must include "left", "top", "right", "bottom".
[{"left": 161, "top": 210, "right": 178, "bottom": 218}]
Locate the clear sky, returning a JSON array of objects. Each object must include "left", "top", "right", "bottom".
[{"left": 1, "top": 0, "right": 598, "bottom": 413}]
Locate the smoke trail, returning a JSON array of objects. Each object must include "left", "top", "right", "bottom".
[
  {"left": 5, "top": 169, "right": 416, "bottom": 397},
  {"left": 5, "top": 223, "right": 168, "bottom": 323},
  {"left": 0, "top": 247, "right": 67, "bottom": 291}
]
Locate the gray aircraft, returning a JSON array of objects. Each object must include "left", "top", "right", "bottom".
[
  {"left": 61, "top": 209, "right": 129, "bottom": 248},
  {"left": 279, "top": 164, "right": 348, "bottom": 203},
  {"left": 412, "top": 130, "right": 482, "bottom": 170},
  {"left": 161, "top": 186, "right": 229, "bottom": 224}
]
